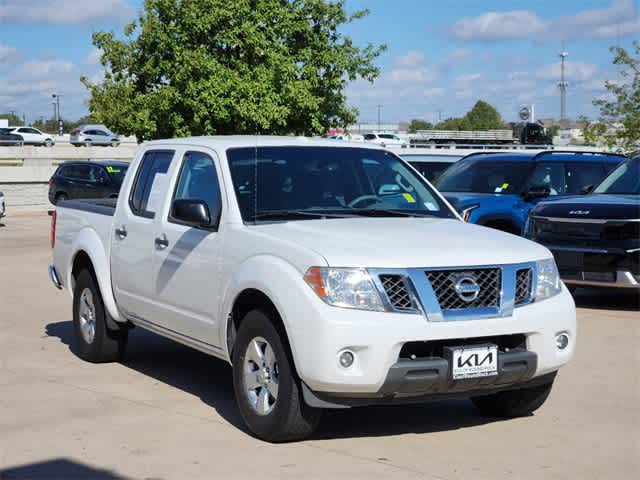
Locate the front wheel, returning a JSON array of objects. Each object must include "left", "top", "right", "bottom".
[
  {"left": 471, "top": 381, "right": 554, "bottom": 417},
  {"left": 44, "top": 139, "right": 53, "bottom": 147},
  {"left": 72, "top": 269, "right": 127, "bottom": 363},
  {"left": 232, "top": 309, "right": 321, "bottom": 442}
]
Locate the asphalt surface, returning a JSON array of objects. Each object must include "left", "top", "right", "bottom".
[{"left": 1, "top": 213, "right": 638, "bottom": 480}]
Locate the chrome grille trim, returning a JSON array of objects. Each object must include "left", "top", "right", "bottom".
[
  {"left": 425, "top": 268, "right": 501, "bottom": 310},
  {"left": 515, "top": 268, "right": 533, "bottom": 305},
  {"left": 369, "top": 261, "right": 538, "bottom": 321}
]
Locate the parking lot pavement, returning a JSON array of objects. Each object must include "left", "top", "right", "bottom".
[{"left": 1, "top": 213, "right": 638, "bottom": 480}]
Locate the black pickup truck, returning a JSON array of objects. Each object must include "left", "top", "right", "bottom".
[{"left": 526, "top": 155, "right": 639, "bottom": 290}]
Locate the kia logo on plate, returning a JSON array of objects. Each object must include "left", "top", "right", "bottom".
[{"left": 454, "top": 276, "right": 480, "bottom": 303}]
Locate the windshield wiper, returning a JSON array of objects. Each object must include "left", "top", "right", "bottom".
[
  {"left": 253, "top": 210, "right": 350, "bottom": 221},
  {"left": 324, "top": 208, "right": 436, "bottom": 218}
]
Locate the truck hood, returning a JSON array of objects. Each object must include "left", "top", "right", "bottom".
[
  {"left": 532, "top": 194, "right": 640, "bottom": 221},
  {"left": 441, "top": 192, "right": 519, "bottom": 212},
  {"left": 253, "top": 217, "right": 551, "bottom": 268}
]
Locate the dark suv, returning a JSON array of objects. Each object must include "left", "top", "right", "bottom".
[{"left": 48, "top": 161, "right": 129, "bottom": 205}]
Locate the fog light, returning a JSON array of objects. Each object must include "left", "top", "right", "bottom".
[
  {"left": 556, "top": 333, "right": 569, "bottom": 350},
  {"left": 339, "top": 350, "right": 354, "bottom": 368}
]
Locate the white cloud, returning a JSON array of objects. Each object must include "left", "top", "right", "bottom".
[
  {"left": 84, "top": 48, "right": 104, "bottom": 67},
  {"left": 448, "top": 0, "right": 640, "bottom": 42},
  {"left": 0, "top": 44, "right": 20, "bottom": 68},
  {"left": 449, "top": 10, "right": 546, "bottom": 41},
  {"left": 395, "top": 50, "right": 426, "bottom": 68},
  {"left": 534, "top": 62, "right": 598, "bottom": 82},
  {"left": 423, "top": 87, "right": 445, "bottom": 97},
  {"left": 0, "top": 0, "right": 135, "bottom": 25}
]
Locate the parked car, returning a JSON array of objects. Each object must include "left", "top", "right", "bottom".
[
  {"left": 0, "top": 191, "right": 5, "bottom": 220},
  {"left": 49, "top": 137, "right": 576, "bottom": 442},
  {"left": 400, "top": 154, "right": 462, "bottom": 183},
  {"left": 364, "top": 132, "right": 407, "bottom": 148},
  {"left": 70, "top": 125, "right": 120, "bottom": 147},
  {"left": 0, "top": 128, "right": 23, "bottom": 146},
  {"left": 48, "top": 161, "right": 129, "bottom": 205},
  {"left": 436, "top": 151, "right": 626, "bottom": 235},
  {"left": 526, "top": 155, "right": 639, "bottom": 290},
  {"left": 7, "top": 126, "right": 54, "bottom": 146}
]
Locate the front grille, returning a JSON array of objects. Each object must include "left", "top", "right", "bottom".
[
  {"left": 515, "top": 268, "right": 533, "bottom": 305},
  {"left": 379, "top": 274, "right": 414, "bottom": 310},
  {"left": 426, "top": 268, "right": 500, "bottom": 310}
]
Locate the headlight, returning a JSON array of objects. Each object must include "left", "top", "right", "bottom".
[
  {"left": 460, "top": 204, "right": 479, "bottom": 222},
  {"left": 536, "top": 258, "right": 562, "bottom": 300},
  {"left": 304, "top": 267, "right": 385, "bottom": 311}
]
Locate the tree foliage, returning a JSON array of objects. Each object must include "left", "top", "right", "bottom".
[
  {"left": 587, "top": 41, "right": 640, "bottom": 151},
  {"left": 0, "top": 112, "right": 23, "bottom": 126},
  {"left": 407, "top": 118, "right": 433, "bottom": 133},
  {"left": 82, "top": 0, "right": 385, "bottom": 140},
  {"left": 434, "top": 100, "right": 504, "bottom": 131}
]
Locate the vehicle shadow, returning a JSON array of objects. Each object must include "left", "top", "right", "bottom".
[
  {"left": 572, "top": 287, "right": 640, "bottom": 311},
  {"left": 45, "top": 320, "right": 501, "bottom": 440},
  {"left": 0, "top": 458, "right": 127, "bottom": 480}
]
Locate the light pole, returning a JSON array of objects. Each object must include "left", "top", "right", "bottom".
[
  {"left": 51, "top": 102, "right": 57, "bottom": 121},
  {"left": 52, "top": 94, "right": 62, "bottom": 122}
]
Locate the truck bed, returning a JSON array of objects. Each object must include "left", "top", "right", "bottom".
[{"left": 59, "top": 197, "right": 118, "bottom": 216}]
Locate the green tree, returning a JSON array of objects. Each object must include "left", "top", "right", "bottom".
[
  {"left": 407, "top": 118, "right": 433, "bottom": 133},
  {"left": 0, "top": 112, "right": 23, "bottom": 126},
  {"left": 591, "top": 41, "right": 640, "bottom": 151},
  {"left": 434, "top": 100, "right": 503, "bottom": 131},
  {"left": 82, "top": 0, "right": 385, "bottom": 140},
  {"left": 547, "top": 125, "right": 561, "bottom": 138},
  {"left": 464, "top": 100, "right": 504, "bottom": 130}
]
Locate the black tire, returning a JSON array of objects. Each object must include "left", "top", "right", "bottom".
[
  {"left": 72, "top": 269, "right": 127, "bottom": 363},
  {"left": 111, "top": 140, "right": 120, "bottom": 147},
  {"left": 44, "top": 139, "right": 53, "bottom": 147},
  {"left": 85, "top": 140, "right": 92, "bottom": 147},
  {"left": 232, "top": 309, "right": 321, "bottom": 442},
  {"left": 471, "top": 381, "right": 554, "bottom": 418},
  {"left": 55, "top": 193, "right": 68, "bottom": 204}
]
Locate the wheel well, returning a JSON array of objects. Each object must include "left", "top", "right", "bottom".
[
  {"left": 71, "top": 251, "right": 96, "bottom": 287},
  {"left": 482, "top": 219, "right": 521, "bottom": 235},
  {"left": 227, "top": 289, "right": 289, "bottom": 362}
]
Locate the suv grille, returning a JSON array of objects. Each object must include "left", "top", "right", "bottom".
[
  {"left": 379, "top": 274, "right": 414, "bottom": 310},
  {"left": 515, "top": 268, "right": 533, "bottom": 305},
  {"left": 426, "top": 269, "right": 501, "bottom": 310}
]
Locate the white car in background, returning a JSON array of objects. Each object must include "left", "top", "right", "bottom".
[
  {"left": 8, "top": 126, "right": 55, "bottom": 147},
  {"left": 364, "top": 132, "right": 407, "bottom": 148},
  {"left": 0, "top": 191, "right": 5, "bottom": 221}
]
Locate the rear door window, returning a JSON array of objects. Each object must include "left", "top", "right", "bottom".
[{"left": 129, "top": 151, "right": 174, "bottom": 218}]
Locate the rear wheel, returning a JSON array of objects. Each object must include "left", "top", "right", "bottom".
[
  {"left": 471, "top": 381, "right": 554, "bottom": 417},
  {"left": 85, "top": 140, "right": 92, "bottom": 147},
  {"left": 55, "top": 193, "right": 68, "bottom": 204},
  {"left": 72, "top": 270, "right": 127, "bottom": 363},
  {"left": 232, "top": 309, "right": 321, "bottom": 442}
]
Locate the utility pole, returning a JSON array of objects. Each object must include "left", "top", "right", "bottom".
[
  {"left": 558, "top": 49, "right": 568, "bottom": 121},
  {"left": 51, "top": 102, "right": 57, "bottom": 121},
  {"left": 436, "top": 109, "right": 443, "bottom": 123},
  {"left": 52, "top": 93, "right": 62, "bottom": 122},
  {"left": 376, "top": 104, "right": 382, "bottom": 132}
]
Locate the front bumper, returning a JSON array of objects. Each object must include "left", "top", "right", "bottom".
[
  {"left": 283, "top": 282, "right": 576, "bottom": 396},
  {"left": 550, "top": 246, "right": 640, "bottom": 289}
]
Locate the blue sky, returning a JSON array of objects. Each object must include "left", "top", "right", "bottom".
[{"left": 0, "top": 0, "right": 638, "bottom": 125}]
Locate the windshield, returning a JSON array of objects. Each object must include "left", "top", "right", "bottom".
[
  {"left": 226, "top": 146, "right": 455, "bottom": 221},
  {"left": 593, "top": 157, "right": 640, "bottom": 195},
  {"left": 105, "top": 165, "right": 129, "bottom": 185},
  {"left": 435, "top": 158, "right": 531, "bottom": 194}
]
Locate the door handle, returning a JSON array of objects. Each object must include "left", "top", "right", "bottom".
[
  {"left": 155, "top": 234, "right": 169, "bottom": 250},
  {"left": 115, "top": 226, "right": 127, "bottom": 239}
]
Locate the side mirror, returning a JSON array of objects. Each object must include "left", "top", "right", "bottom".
[
  {"left": 523, "top": 185, "right": 551, "bottom": 201},
  {"left": 171, "top": 199, "right": 214, "bottom": 228},
  {"left": 580, "top": 184, "right": 595, "bottom": 195}
]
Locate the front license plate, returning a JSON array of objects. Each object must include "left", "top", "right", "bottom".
[{"left": 450, "top": 345, "right": 498, "bottom": 380}]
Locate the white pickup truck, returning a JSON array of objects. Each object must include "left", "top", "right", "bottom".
[{"left": 49, "top": 136, "right": 576, "bottom": 442}]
